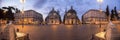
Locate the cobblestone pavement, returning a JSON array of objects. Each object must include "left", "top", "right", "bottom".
[
  {"left": 0, "top": 24, "right": 120, "bottom": 40},
  {"left": 14, "top": 24, "right": 101, "bottom": 40}
]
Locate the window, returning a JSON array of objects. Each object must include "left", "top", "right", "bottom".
[
  {"left": 53, "top": 13, "right": 56, "bottom": 15},
  {"left": 67, "top": 13, "right": 71, "bottom": 16}
]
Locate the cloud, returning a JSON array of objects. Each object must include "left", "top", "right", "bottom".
[
  {"left": 38, "top": 0, "right": 98, "bottom": 19},
  {"left": 2, "top": 0, "right": 120, "bottom": 19},
  {"left": 0, "top": 0, "right": 2, "bottom": 6},
  {"left": 33, "top": 0, "right": 47, "bottom": 8},
  {"left": 28, "top": 0, "right": 120, "bottom": 19}
]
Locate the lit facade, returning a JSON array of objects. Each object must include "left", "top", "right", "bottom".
[
  {"left": 117, "top": 10, "right": 120, "bottom": 20},
  {"left": 63, "top": 6, "right": 80, "bottom": 24},
  {"left": 0, "top": 20, "right": 7, "bottom": 24},
  {"left": 14, "top": 10, "right": 43, "bottom": 24},
  {"left": 82, "top": 9, "right": 108, "bottom": 24},
  {"left": 45, "top": 8, "right": 61, "bottom": 24}
]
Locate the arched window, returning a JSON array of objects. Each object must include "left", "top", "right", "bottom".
[
  {"left": 53, "top": 13, "right": 57, "bottom": 16},
  {"left": 67, "top": 13, "right": 71, "bottom": 16}
]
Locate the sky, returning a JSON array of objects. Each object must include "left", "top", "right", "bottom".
[{"left": 0, "top": 0, "right": 120, "bottom": 20}]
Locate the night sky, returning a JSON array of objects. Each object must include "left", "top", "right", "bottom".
[{"left": 0, "top": 0, "right": 120, "bottom": 19}]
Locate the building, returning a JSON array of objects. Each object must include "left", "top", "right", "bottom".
[
  {"left": 45, "top": 8, "right": 62, "bottom": 24},
  {"left": 82, "top": 9, "right": 108, "bottom": 24},
  {"left": 0, "top": 23, "right": 16, "bottom": 40},
  {"left": 14, "top": 10, "right": 43, "bottom": 24},
  {"left": 117, "top": 10, "right": 120, "bottom": 20},
  {"left": 63, "top": 6, "right": 80, "bottom": 25}
]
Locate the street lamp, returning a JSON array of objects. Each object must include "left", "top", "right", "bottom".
[
  {"left": 20, "top": 0, "right": 25, "bottom": 4},
  {"left": 97, "top": 0, "right": 103, "bottom": 11},
  {"left": 97, "top": 0, "right": 104, "bottom": 40},
  {"left": 97, "top": 0, "right": 103, "bottom": 3},
  {"left": 20, "top": 0, "right": 25, "bottom": 28},
  {"left": 20, "top": 0, "right": 25, "bottom": 14},
  {"left": 97, "top": 0, "right": 103, "bottom": 26}
]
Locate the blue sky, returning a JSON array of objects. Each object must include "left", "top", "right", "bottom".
[{"left": 0, "top": 0, "right": 120, "bottom": 20}]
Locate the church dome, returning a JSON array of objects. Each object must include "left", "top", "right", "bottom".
[
  {"left": 45, "top": 8, "right": 61, "bottom": 24},
  {"left": 67, "top": 6, "right": 76, "bottom": 13},
  {"left": 47, "top": 8, "right": 60, "bottom": 18},
  {"left": 49, "top": 8, "right": 57, "bottom": 14},
  {"left": 63, "top": 6, "right": 80, "bottom": 24},
  {"left": 64, "top": 6, "right": 77, "bottom": 19}
]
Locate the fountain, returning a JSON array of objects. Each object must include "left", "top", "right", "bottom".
[
  {"left": 105, "top": 21, "right": 115, "bottom": 40},
  {"left": 95, "top": 20, "right": 117, "bottom": 40}
]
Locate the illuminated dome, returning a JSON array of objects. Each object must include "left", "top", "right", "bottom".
[
  {"left": 67, "top": 6, "right": 76, "bottom": 14},
  {"left": 45, "top": 8, "right": 61, "bottom": 24},
  {"left": 64, "top": 6, "right": 78, "bottom": 19},
  {"left": 63, "top": 6, "right": 80, "bottom": 24},
  {"left": 47, "top": 8, "right": 60, "bottom": 19}
]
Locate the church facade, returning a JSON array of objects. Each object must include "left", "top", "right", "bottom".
[
  {"left": 45, "top": 8, "right": 62, "bottom": 24},
  {"left": 63, "top": 6, "right": 80, "bottom": 25}
]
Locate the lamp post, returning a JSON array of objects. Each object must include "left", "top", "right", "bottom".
[
  {"left": 20, "top": 0, "right": 25, "bottom": 29},
  {"left": 20, "top": 0, "right": 25, "bottom": 14},
  {"left": 97, "top": 0, "right": 103, "bottom": 40},
  {"left": 97, "top": 0, "right": 103, "bottom": 11},
  {"left": 97, "top": 0, "right": 103, "bottom": 28}
]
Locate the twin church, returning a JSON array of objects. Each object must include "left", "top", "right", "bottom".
[{"left": 45, "top": 6, "right": 80, "bottom": 25}]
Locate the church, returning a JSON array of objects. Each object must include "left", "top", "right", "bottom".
[
  {"left": 45, "top": 8, "right": 62, "bottom": 24},
  {"left": 63, "top": 6, "right": 80, "bottom": 25}
]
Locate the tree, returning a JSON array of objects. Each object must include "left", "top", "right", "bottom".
[
  {"left": 2, "top": 6, "right": 16, "bottom": 21},
  {"left": 114, "top": 6, "right": 119, "bottom": 19},
  {"left": 0, "top": 6, "right": 20, "bottom": 24},
  {"left": 111, "top": 9, "right": 114, "bottom": 21},
  {"left": 0, "top": 8, "right": 4, "bottom": 19},
  {"left": 105, "top": 5, "right": 110, "bottom": 16}
]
